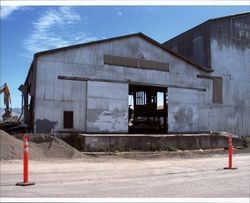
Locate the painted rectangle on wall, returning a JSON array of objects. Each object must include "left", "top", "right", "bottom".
[
  {"left": 104, "top": 54, "right": 169, "bottom": 71},
  {"left": 213, "top": 77, "right": 223, "bottom": 104}
]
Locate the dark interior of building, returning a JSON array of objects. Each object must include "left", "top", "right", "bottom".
[{"left": 128, "top": 85, "right": 168, "bottom": 133}]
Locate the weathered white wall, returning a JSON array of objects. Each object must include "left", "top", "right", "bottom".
[
  {"left": 87, "top": 81, "right": 128, "bottom": 132},
  {"left": 34, "top": 62, "right": 87, "bottom": 133},
  {"left": 167, "top": 56, "right": 211, "bottom": 132},
  {"left": 164, "top": 14, "right": 250, "bottom": 136},
  {"left": 207, "top": 15, "right": 250, "bottom": 136},
  {"left": 209, "top": 39, "right": 250, "bottom": 136}
]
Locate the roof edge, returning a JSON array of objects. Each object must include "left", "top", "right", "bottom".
[
  {"left": 24, "top": 58, "right": 35, "bottom": 85},
  {"left": 34, "top": 32, "right": 142, "bottom": 57},
  {"left": 33, "top": 32, "right": 213, "bottom": 73},
  {"left": 210, "top": 11, "right": 250, "bottom": 21},
  {"left": 163, "top": 12, "right": 250, "bottom": 45}
]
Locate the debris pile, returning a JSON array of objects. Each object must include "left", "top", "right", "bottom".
[{"left": 0, "top": 130, "right": 83, "bottom": 160}]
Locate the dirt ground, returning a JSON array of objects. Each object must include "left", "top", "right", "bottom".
[
  {"left": 1, "top": 153, "right": 250, "bottom": 198},
  {"left": 1, "top": 130, "right": 250, "bottom": 198}
]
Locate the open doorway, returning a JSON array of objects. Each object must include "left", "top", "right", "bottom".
[{"left": 128, "top": 84, "right": 168, "bottom": 133}]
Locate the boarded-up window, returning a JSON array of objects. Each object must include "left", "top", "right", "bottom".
[
  {"left": 213, "top": 77, "right": 223, "bottom": 104},
  {"left": 104, "top": 54, "right": 169, "bottom": 71},
  {"left": 64, "top": 111, "right": 73, "bottom": 129}
]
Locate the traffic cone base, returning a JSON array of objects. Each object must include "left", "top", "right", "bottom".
[
  {"left": 223, "top": 167, "right": 238, "bottom": 170},
  {"left": 16, "top": 182, "right": 35, "bottom": 186}
]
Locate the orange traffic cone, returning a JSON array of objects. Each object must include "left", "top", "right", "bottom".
[{"left": 16, "top": 134, "right": 35, "bottom": 186}]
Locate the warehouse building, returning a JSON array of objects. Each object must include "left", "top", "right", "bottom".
[
  {"left": 20, "top": 33, "right": 213, "bottom": 135},
  {"left": 20, "top": 12, "right": 249, "bottom": 137}
]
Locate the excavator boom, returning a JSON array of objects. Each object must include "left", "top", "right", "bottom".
[{"left": 0, "top": 83, "right": 12, "bottom": 120}]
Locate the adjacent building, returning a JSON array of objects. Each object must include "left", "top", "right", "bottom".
[{"left": 163, "top": 12, "right": 250, "bottom": 136}]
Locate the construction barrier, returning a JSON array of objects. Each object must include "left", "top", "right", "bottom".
[
  {"left": 224, "top": 133, "right": 237, "bottom": 170},
  {"left": 16, "top": 134, "right": 35, "bottom": 186}
]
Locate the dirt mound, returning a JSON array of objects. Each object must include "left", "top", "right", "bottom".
[
  {"left": 0, "top": 130, "right": 83, "bottom": 160},
  {"left": 0, "top": 130, "right": 23, "bottom": 160},
  {"left": 36, "top": 137, "right": 83, "bottom": 159}
]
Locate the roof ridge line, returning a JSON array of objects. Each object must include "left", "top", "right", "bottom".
[{"left": 34, "top": 32, "right": 213, "bottom": 73}]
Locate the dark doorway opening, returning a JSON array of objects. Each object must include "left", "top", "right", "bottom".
[
  {"left": 128, "top": 85, "right": 168, "bottom": 133},
  {"left": 64, "top": 111, "right": 74, "bottom": 129}
]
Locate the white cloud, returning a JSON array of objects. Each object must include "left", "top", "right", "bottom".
[
  {"left": 0, "top": 6, "right": 19, "bottom": 19},
  {"left": 33, "top": 7, "right": 81, "bottom": 30},
  {"left": 24, "top": 7, "right": 95, "bottom": 54},
  {"left": 117, "top": 11, "right": 123, "bottom": 16}
]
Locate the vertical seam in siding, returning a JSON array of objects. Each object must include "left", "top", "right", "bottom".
[{"left": 85, "top": 81, "right": 88, "bottom": 132}]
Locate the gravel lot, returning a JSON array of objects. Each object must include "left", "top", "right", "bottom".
[{"left": 1, "top": 153, "right": 249, "bottom": 198}]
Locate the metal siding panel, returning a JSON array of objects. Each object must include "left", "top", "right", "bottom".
[{"left": 86, "top": 81, "right": 128, "bottom": 133}]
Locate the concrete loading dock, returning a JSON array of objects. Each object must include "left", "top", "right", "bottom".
[{"left": 63, "top": 133, "right": 242, "bottom": 152}]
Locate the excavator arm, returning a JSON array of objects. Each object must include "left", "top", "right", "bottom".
[{"left": 0, "top": 83, "right": 12, "bottom": 120}]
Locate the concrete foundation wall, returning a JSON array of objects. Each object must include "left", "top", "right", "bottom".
[{"left": 82, "top": 134, "right": 242, "bottom": 152}]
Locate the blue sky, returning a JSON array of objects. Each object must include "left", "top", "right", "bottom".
[{"left": 0, "top": 6, "right": 249, "bottom": 108}]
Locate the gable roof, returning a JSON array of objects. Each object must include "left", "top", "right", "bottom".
[
  {"left": 33, "top": 32, "right": 212, "bottom": 73},
  {"left": 163, "top": 11, "right": 250, "bottom": 45}
]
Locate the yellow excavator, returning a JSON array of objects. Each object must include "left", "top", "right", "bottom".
[{"left": 0, "top": 83, "right": 12, "bottom": 120}]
